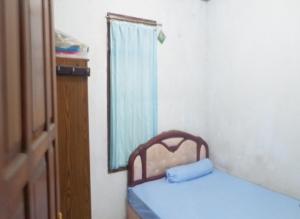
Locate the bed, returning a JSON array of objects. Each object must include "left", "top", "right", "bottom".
[{"left": 127, "top": 130, "right": 300, "bottom": 219}]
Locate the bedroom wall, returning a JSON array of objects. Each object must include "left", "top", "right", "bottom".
[
  {"left": 54, "top": 0, "right": 208, "bottom": 218},
  {"left": 206, "top": 0, "right": 300, "bottom": 198}
]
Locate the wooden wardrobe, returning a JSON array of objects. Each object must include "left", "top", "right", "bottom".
[
  {"left": 0, "top": 0, "right": 60, "bottom": 218},
  {"left": 56, "top": 56, "right": 91, "bottom": 219}
]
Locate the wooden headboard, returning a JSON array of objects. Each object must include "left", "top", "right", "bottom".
[{"left": 128, "top": 130, "right": 209, "bottom": 187}]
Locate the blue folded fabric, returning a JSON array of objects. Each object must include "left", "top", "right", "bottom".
[
  {"left": 55, "top": 45, "right": 81, "bottom": 53},
  {"left": 166, "top": 159, "right": 214, "bottom": 183}
]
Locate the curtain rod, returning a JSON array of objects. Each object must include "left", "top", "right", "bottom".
[{"left": 106, "top": 13, "right": 162, "bottom": 27}]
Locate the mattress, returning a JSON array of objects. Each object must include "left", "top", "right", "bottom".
[{"left": 128, "top": 170, "right": 300, "bottom": 219}]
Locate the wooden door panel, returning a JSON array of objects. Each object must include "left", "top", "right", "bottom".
[
  {"left": 3, "top": 0, "right": 23, "bottom": 161},
  {"left": 0, "top": 158, "right": 29, "bottom": 219},
  {"left": 0, "top": 187, "right": 28, "bottom": 219},
  {"left": 29, "top": 0, "right": 47, "bottom": 134},
  {"left": 43, "top": 0, "right": 55, "bottom": 125},
  {"left": 32, "top": 157, "right": 49, "bottom": 219},
  {"left": 0, "top": 2, "right": 30, "bottom": 219},
  {"left": 47, "top": 143, "right": 56, "bottom": 219},
  {"left": 10, "top": 187, "right": 27, "bottom": 219},
  {"left": 6, "top": 70, "right": 23, "bottom": 157},
  {"left": 12, "top": 197, "right": 26, "bottom": 219},
  {"left": 0, "top": 0, "right": 59, "bottom": 218}
]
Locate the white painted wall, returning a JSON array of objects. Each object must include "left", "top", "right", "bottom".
[
  {"left": 54, "top": 0, "right": 208, "bottom": 218},
  {"left": 54, "top": 0, "right": 300, "bottom": 218},
  {"left": 207, "top": 0, "right": 300, "bottom": 199}
]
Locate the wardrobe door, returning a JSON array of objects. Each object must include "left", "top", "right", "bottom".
[
  {"left": 0, "top": 0, "right": 60, "bottom": 218},
  {"left": 56, "top": 57, "right": 91, "bottom": 219}
]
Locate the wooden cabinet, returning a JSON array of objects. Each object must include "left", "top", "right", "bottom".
[
  {"left": 56, "top": 57, "right": 91, "bottom": 219},
  {"left": 0, "top": 0, "right": 60, "bottom": 218}
]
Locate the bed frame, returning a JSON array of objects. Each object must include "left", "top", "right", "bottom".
[{"left": 127, "top": 130, "right": 209, "bottom": 219}]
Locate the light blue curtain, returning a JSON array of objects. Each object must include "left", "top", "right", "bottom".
[{"left": 110, "top": 21, "right": 158, "bottom": 170}]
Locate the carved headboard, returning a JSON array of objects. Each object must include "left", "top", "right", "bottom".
[{"left": 128, "top": 130, "right": 209, "bottom": 187}]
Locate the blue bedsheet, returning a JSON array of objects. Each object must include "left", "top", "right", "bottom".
[{"left": 128, "top": 170, "right": 300, "bottom": 219}]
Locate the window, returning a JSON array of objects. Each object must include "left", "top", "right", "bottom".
[{"left": 107, "top": 13, "right": 158, "bottom": 172}]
